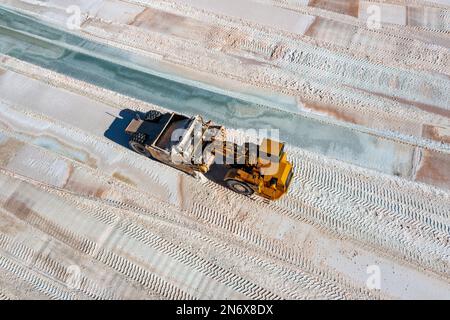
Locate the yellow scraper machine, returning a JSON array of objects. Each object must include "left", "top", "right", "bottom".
[{"left": 125, "top": 110, "right": 294, "bottom": 200}]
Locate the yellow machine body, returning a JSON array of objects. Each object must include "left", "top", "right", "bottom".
[{"left": 223, "top": 139, "right": 293, "bottom": 200}]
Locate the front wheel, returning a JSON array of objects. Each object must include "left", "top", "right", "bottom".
[{"left": 225, "top": 179, "right": 254, "bottom": 196}]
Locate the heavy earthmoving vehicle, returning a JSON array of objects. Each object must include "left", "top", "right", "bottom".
[{"left": 125, "top": 110, "right": 293, "bottom": 200}]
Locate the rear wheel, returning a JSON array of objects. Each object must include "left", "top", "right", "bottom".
[
  {"left": 130, "top": 133, "right": 151, "bottom": 158},
  {"left": 226, "top": 179, "right": 254, "bottom": 196},
  {"left": 144, "top": 110, "right": 163, "bottom": 122}
]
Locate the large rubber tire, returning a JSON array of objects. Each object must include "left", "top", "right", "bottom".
[
  {"left": 226, "top": 179, "right": 254, "bottom": 196},
  {"left": 144, "top": 110, "right": 163, "bottom": 122},
  {"left": 129, "top": 133, "right": 151, "bottom": 157}
]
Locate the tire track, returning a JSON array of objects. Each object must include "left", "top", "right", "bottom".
[
  {"left": 292, "top": 157, "right": 450, "bottom": 227},
  {"left": 1, "top": 167, "right": 376, "bottom": 299},
  {"left": 0, "top": 180, "right": 194, "bottom": 300},
  {"left": 74, "top": 184, "right": 370, "bottom": 299},
  {"left": 191, "top": 152, "right": 450, "bottom": 279},
  {"left": 0, "top": 171, "right": 278, "bottom": 300},
  {"left": 65, "top": 190, "right": 286, "bottom": 299},
  {"left": 136, "top": 1, "right": 450, "bottom": 108},
  {"left": 258, "top": 0, "right": 450, "bottom": 67},
  {"left": 0, "top": 231, "right": 117, "bottom": 300},
  {"left": 74, "top": 199, "right": 281, "bottom": 299},
  {"left": 289, "top": 149, "right": 450, "bottom": 225},
  {"left": 204, "top": 23, "right": 450, "bottom": 119},
  {"left": 276, "top": 151, "right": 450, "bottom": 276},
  {"left": 88, "top": 6, "right": 450, "bottom": 124},
  {"left": 0, "top": 233, "right": 76, "bottom": 300},
  {"left": 188, "top": 202, "right": 378, "bottom": 299}
]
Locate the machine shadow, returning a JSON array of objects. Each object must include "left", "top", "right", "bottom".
[
  {"left": 104, "top": 109, "right": 230, "bottom": 189},
  {"left": 104, "top": 109, "right": 144, "bottom": 149}
]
